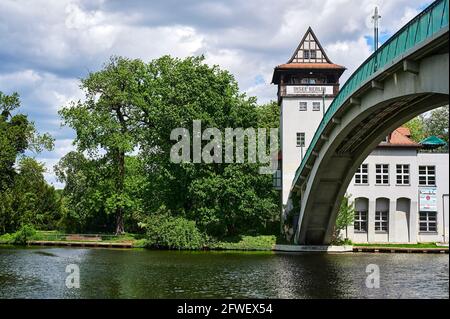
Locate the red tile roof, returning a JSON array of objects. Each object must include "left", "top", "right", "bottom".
[
  {"left": 378, "top": 127, "right": 420, "bottom": 148},
  {"left": 274, "top": 62, "right": 346, "bottom": 70}
]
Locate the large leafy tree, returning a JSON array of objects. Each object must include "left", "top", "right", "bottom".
[
  {"left": 0, "top": 91, "right": 55, "bottom": 233},
  {"left": 54, "top": 151, "right": 147, "bottom": 233},
  {"left": 11, "top": 158, "right": 61, "bottom": 230},
  {"left": 137, "top": 56, "right": 279, "bottom": 237},
  {"left": 58, "top": 55, "right": 280, "bottom": 238},
  {"left": 59, "top": 57, "right": 146, "bottom": 234}
]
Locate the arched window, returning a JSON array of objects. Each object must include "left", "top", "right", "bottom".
[
  {"left": 354, "top": 197, "right": 369, "bottom": 232},
  {"left": 375, "top": 198, "right": 389, "bottom": 232}
]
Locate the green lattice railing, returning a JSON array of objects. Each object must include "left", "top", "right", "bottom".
[{"left": 292, "top": 0, "right": 449, "bottom": 187}]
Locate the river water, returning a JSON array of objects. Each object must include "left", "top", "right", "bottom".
[{"left": 0, "top": 246, "right": 448, "bottom": 299}]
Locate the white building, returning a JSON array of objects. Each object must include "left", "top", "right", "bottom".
[
  {"left": 273, "top": 28, "right": 449, "bottom": 244},
  {"left": 346, "top": 128, "right": 449, "bottom": 244}
]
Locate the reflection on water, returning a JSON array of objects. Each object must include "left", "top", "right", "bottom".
[{"left": 0, "top": 246, "right": 448, "bottom": 299}]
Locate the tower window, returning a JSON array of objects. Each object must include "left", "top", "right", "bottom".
[
  {"left": 296, "top": 132, "right": 305, "bottom": 147},
  {"left": 299, "top": 102, "right": 307, "bottom": 111},
  {"left": 303, "top": 50, "right": 310, "bottom": 59}
]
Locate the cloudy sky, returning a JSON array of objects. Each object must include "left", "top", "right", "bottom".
[{"left": 0, "top": 0, "right": 432, "bottom": 187}]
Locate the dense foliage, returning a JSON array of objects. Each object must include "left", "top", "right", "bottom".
[
  {"left": 55, "top": 55, "right": 280, "bottom": 245},
  {"left": 404, "top": 106, "right": 449, "bottom": 145},
  {"left": 0, "top": 91, "right": 58, "bottom": 234}
]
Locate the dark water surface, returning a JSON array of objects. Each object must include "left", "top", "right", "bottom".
[{"left": 0, "top": 246, "right": 448, "bottom": 299}]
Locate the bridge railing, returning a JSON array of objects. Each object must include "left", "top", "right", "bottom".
[{"left": 292, "top": 0, "right": 449, "bottom": 188}]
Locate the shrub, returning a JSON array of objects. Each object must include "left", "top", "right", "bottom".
[
  {"left": 0, "top": 233, "right": 15, "bottom": 244},
  {"left": 12, "top": 224, "right": 37, "bottom": 245},
  {"left": 144, "top": 214, "right": 205, "bottom": 250}
]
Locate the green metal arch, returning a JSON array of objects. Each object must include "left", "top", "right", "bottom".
[{"left": 292, "top": 0, "right": 449, "bottom": 188}]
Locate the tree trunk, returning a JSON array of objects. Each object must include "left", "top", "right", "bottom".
[
  {"left": 115, "top": 209, "right": 125, "bottom": 235},
  {"left": 115, "top": 150, "right": 126, "bottom": 235}
]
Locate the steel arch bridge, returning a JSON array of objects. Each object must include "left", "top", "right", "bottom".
[{"left": 288, "top": 0, "right": 449, "bottom": 245}]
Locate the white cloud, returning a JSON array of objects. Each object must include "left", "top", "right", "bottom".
[{"left": 0, "top": 0, "right": 432, "bottom": 186}]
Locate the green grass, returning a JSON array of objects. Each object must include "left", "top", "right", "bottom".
[
  {"left": 0, "top": 230, "right": 147, "bottom": 246},
  {"left": 209, "top": 235, "right": 276, "bottom": 251},
  {"left": 353, "top": 243, "right": 444, "bottom": 248}
]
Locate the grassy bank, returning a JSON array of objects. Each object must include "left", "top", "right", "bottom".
[
  {"left": 1, "top": 230, "right": 277, "bottom": 250},
  {"left": 208, "top": 235, "right": 276, "bottom": 251}
]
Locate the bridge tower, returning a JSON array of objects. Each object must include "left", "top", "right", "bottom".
[{"left": 272, "top": 27, "right": 346, "bottom": 231}]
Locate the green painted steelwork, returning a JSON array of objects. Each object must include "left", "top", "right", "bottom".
[{"left": 292, "top": 0, "right": 449, "bottom": 187}]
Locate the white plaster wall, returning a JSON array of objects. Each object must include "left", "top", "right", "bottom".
[
  {"left": 281, "top": 96, "right": 333, "bottom": 205},
  {"left": 417, "top": 153, "right": 449, "bottom": 243},
  {"left": 345, "top": 150, "right": 449, "bottom": 244}
]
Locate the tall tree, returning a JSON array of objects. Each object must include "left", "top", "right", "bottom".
[
  {"left": 59, "top": 57, "right": 146, "bottom": 234},
  {"left": 137, "top": 56, "right": 279, "bottom": 237},
  {"left": 0, "top": 91, "right": 55, "bottom": 233}
]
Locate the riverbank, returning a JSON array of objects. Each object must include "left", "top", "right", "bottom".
[
  {"left": 0, "top": 230, "right": 277, "bottom": 250},
  {"left": 2, "top": 231, "right": 448, "bottom": 253}
]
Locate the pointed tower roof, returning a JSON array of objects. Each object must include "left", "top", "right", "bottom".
[
  {"left": 288, "top": 27, "right": 332, "bottom": 63},
  {"left": 272, "top": 27, "right": 346, "bottom": 84}
]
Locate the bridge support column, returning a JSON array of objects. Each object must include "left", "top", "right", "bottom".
[
  {"left": 368, "top": 200, "right": 376, "bottom": 242},
  {"left": 409, "top": 201, "right": 418, "bottom": 243},
  {"left": 389, "top": 200, "right": 396, "bottom": 242}
]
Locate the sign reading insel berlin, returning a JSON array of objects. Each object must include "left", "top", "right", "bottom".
[
  {"left": 419, "top": 187, "right": 438, "bottom": 211},
  {"left": 286, "top": 85, "right": 334, "bottom": 95}
]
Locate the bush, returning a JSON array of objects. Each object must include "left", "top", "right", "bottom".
[
  {"left": 144, "top": 214, "right": 206, "bottom": 250},
  {"left": 12, "top": 224, "right": 37, "bottom": 245},
  {"left": 0, "top": 233, "right": 15, "bottom": 244}
]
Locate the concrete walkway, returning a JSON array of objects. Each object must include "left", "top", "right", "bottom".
[{"left": 273, "top": 244, "right": 353, "bottom": 252}]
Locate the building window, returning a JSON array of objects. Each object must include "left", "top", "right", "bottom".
[
  {"left": 419, "top": 211, "right": 437, "bottom": 232},
  {"left": 354, "top": 211, "right": 368, "bottom": 232},
  {"left": 272, "top": 169, "right": 282, "bottom": 189},
  {"left": 355, "top": 164, "right": 369, "bottom": 185},
  {"left": 375, "top": 210, "right": 388, "bottom": 232},
  {"left": 419, "top": 165, "right": 436, "bottom": 186},
  {"left": 310, "top": 50, "right": 316, "bottom": 59},
  {"left": 396, "top": 164, "right": 410, "bottom": 185},
  {"left": 303, "top": 50, "right": 310, "bottom": 59},
  {"left": 375, "top": 164, "right": 389, "bottom": 185},
  {"left": 299, "top": 102, "right": 307, "bottom": 111},
  {"left": 296, "top": 132, "right": 305, "bottom": 147},
  {"left": 312, "top": 102, "right": 320, "bottom": 111}
]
